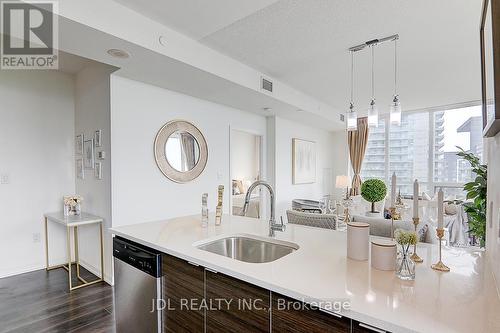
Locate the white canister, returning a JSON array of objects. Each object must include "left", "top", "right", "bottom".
[
  {"left": 371, "top": 239, "right": 397, "bottom": 271},
  {"left": 347, "top": 222, "right": 370, "bottom": 261}
]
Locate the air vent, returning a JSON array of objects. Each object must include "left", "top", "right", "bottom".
[
  {"left": 340, "top": 114, "right": 345, "bottom": 122},
  {"left": 261, "top": 77, "right": 273, "bottom": 93}
]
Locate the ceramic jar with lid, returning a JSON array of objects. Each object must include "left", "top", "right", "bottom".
[
  {"left": 371, "top": 239, "right": 397, "bottom": 271},
  {"left": 347, "top": 222, "right": 370, "bottom": 261}
]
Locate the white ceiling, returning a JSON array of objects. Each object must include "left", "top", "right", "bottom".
[
  {"left": 55, "top": 15, "right": 341, "bottom": 130},
  {"left": 114, "top": 0, "right": 280, "bottom": 40},
  {"left": 114, "top": 0, "right": 483, "bottom": 114}
]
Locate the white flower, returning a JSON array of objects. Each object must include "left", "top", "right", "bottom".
[{"left": 64, "top": 195, "right": 83, "bottom": 207}]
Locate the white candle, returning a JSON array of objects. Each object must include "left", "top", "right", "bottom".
[
  {"left": 413, "top": 180, "right": 419, "bottom": 219},
  {"left": 391, "top": 173, "right": 397, "bottom": 207},
  {"left": 437, "top": 189, "right": 444, "bottom": 229}
]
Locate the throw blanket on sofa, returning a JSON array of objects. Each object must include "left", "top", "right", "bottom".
[{"left": 445, "top": 205, "right": 469, "bottom": 247}]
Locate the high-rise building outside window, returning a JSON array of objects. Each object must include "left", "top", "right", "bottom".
[{"left": 361, "top": 105, "right": 482, "bottom": 199}]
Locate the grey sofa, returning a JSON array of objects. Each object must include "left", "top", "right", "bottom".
[
  {"left": 351, "top": 215, "right": 413, "bottom": 238},
  {"left": 286, "top": 210, "right": 337, "bottom": 230}
]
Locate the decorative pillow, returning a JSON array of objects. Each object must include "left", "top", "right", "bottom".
[
  {"left": 418, "top": 224, "right": 429, "bottom": 242},
  {"left": 232, "top": 180, "right": 243, "bottom": 195},
  {"left": 242, "top": 179, "right": 252, "bottom": 192},
  {"left": 444, "top": 203, "right": 458, "bottom": 215}
]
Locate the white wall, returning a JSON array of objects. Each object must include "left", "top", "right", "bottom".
[
  {"left": 485, "top": 134, "right": 500, "bottom": 290},
  {"left": 273, "top": 117, "right": 348, "bottom": 219},
  {"left": 331, "top": 130, "right": 349, "bottom": 200},
  {"left": 75, "top": 63, "right": 114, "bottom": 283},
  {"left": 0, "top": 71, "right": 75, "bottom": 278},
  {"left": 110, "top": 75, "right": 267, "bottom": 227},
  {"left": 231, "top": 130, "right": 260, "bottom": 182}
]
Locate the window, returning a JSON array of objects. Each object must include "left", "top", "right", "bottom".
[
  {"left": 361, "top": 119, "right": 385, "bottom": 180},
  {"left": 360, "top": 104, "right": 482, "bottom": 199}
]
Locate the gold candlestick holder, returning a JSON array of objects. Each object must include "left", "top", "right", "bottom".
[
  {"left": 341, "top": 188, "right": 352, "bottom": 224},
  {"left": 431, "top": 228, "right": 450, "bottom": 272},
  {"left": 410, "top": 218, "right": 423, "bottom": 263}
]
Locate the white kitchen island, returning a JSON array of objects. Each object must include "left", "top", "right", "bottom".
[{"left": 111, "top": 214, "right": 500, "bottom": 333}]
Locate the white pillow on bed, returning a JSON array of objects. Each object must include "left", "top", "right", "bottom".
[{"left": 242, "top": 180, "right": 252, "bottom": 192}]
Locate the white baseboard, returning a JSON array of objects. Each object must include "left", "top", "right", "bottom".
[
  {"left": 78, "top": 258, "right": 113, "bottom": 285},
  {"left": 0, "top": 258, "right": 113, "bottom": 286},
  {"left": 0, "top": 264, "right": 45, "bottom": 279},
  {"left": 0, "top": 257, "right": 70, "bottom": 279}
]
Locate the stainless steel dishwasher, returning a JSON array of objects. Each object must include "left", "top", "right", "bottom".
[{"left": 113, "top": 236, "right": 163, "bottom": 333}]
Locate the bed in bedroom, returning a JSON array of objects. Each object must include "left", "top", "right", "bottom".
[{"left": 232, "top": 179, "right": 260, "bottom": 218}]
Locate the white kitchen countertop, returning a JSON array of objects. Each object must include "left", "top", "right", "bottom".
[{"left": 110, "top": 214, "right": 500, "bottom": 333}]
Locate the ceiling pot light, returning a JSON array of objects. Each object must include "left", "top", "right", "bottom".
[
  {"left": 107, "top": 49, "right": 130, "bottom": 59},
  {"left": 347, "top": 50, "right": 358, "bottom": 131},
  {"left": 159, "top": 35, "right": 168, "bottom": 46},
  {"left": 262, "top": 107, "right": 273, "bottom": 112}
]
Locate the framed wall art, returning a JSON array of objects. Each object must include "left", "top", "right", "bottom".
[
  {"left": 83, "top": 139, "right": 94, "bottom": 169},
  {"left": 75, "top": 134, "right": 84, "bottom": 155},
  {"left": 95, "top": 162, "right": 102, "bottom": 180},
  {"left": 95, "top": 130, "right": 102, "bottom": 147},
  {"left": 480, "top": 0, "right": 500, "bottom": 136},
  {"left": 292, "top": 138, "right": 316, "bottom": 184},
  {"left": 76, "top": 158, "right": 84, "bottom": 179}
]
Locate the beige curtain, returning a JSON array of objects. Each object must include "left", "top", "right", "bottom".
[{"left": 348, "top": 117, "right": 369, "bottom": 196}]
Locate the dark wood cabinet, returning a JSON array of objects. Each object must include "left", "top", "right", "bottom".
[
  {"left": 162, "top": 255, "right": 205, "bottom": 333},
  {"left": 352, "top": 320, "right": 388, "bottom": 333},
  {"left": 161, "top": 253, "right": 388, "bottom": 333},
  {"left": 271, "top": 294, "right": 350, "bottom": 333},
  {"left": 205, "top": 269, "right": 270, "bottom": 333}
]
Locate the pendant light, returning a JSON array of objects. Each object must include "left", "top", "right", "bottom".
[
  {"left": 390, "top": 38, "right": 402, "bottom": 125},
  {"left": 347, "top": 50, "right": 358, "bottom": 131},
  {"left": 367, "top": 45, "right": 379, "bottom": 127}
]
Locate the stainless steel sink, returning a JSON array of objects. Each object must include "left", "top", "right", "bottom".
[{"left": 196, "top": 235, "right": 299, "bottom": 263}]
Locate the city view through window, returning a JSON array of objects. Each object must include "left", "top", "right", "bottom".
[{"left": 361, "top": 105, "right": 483, "bottom": 199}]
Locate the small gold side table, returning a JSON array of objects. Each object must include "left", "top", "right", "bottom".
[{"left": 44, "top": 212, "right": 104, "bottom": 291}]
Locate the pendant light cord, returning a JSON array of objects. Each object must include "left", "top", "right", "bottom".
[
  {"left": 350, "top": 51, "right": 354, "bottom": 104},
  {"left": 371, "top": 45, "right": 375, "bottom": 100},
  {"left": 394, "top": 39, "right": 398, "bottom": 96}
]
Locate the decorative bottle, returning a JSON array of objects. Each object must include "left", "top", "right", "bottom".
[
  {"left": 215, "top": 185, "right": 224, "bottom": 226},
  {"left": 201, "top": 193, "right": 209, "bottom": 227}
]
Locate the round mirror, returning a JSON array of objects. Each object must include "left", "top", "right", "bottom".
[
  {"left": 165, "top": 131, "right": 201, "bottom": 172},
  {"left": 154, "top": 120, "right": 208, "bottom": 183}
]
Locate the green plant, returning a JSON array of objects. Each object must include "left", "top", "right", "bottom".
[
  {"left": 457, "top": 147, "right": 487, "bottom": 247},
  {"left": 361, "top": 179, "right": 387, "bottom": 213},
  {"left": 395, "top": 229, "right": 417, "bottom": 247}
]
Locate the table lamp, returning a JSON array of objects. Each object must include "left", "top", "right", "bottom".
[{"left": 335, "top": 175, "right": 350, "bottom": 199}]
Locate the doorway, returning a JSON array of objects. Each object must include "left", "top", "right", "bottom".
[{"left": 230, "top": 129, "right": 263, "bottom": 218}]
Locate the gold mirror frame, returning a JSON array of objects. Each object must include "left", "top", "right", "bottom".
[{"left": 154, "top": 120, "right": 208, "bottom": 183}]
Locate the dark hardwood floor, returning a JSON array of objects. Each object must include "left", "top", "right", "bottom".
[{"left": 0, "top": 266, "right": 115, "bottom": 333}]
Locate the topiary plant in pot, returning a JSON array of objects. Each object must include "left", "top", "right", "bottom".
[{"left": 361, "top": 179, "right": 387, "bottom": 216}]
